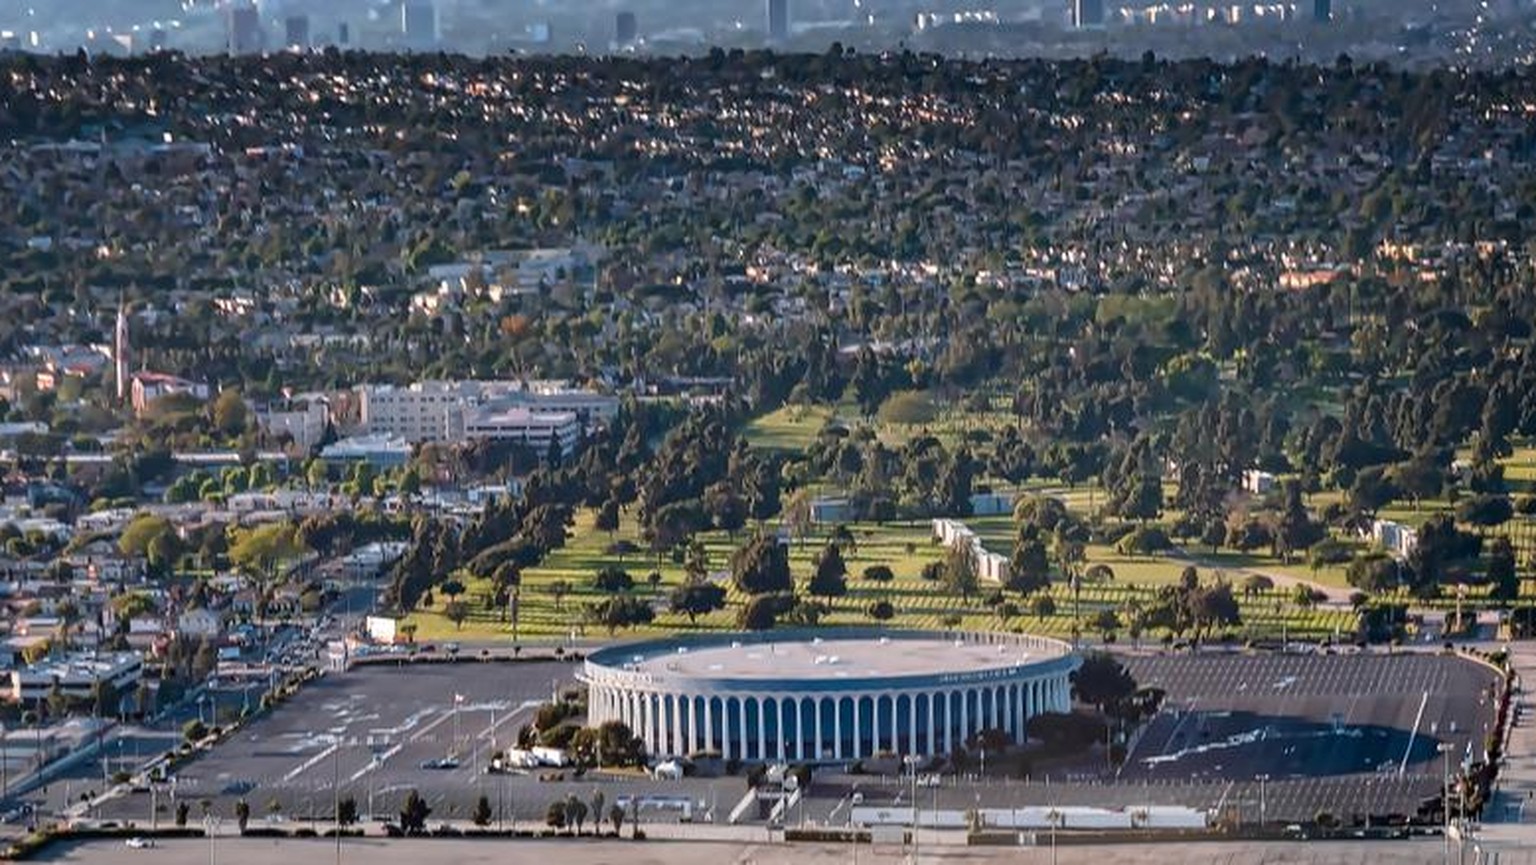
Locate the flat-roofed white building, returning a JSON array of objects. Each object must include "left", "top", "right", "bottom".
[
  {"left": 7, "top": 652, "right": 142, "bottom": 704},
  {"left": 462, "top": 407, "right": 581, "bottom": 457},
  {"left": 356, "top": 379, "right": 617, "bottom": 444}
]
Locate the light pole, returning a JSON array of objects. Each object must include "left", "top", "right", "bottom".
[
  {"left": 902, "top": 755, "right": 919, "bottom": 864},
  {"left": 332, "top": 737, "right": 343, "bottom": 865},
  {"left": 204, "top": 814, "right": 220, "bottom": 865},
  {"left": 1256, "top": 774, "right": 1268, "bottom": 829},
  {"left": 1441, "top": 743, "right": 1452, "bottom": 865}
]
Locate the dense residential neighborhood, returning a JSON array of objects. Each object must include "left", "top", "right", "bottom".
[{"left": 0, "top": 41, "right": 1533, "bottom": 865}]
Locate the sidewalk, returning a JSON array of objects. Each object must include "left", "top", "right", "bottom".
[{"left": 1487, "top": 644, "right": 1536, "bottom": 826}]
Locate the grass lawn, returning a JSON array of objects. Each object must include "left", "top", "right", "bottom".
[
  {"left": 403, "top": 509, "right": 1362, "bottom": 644},
  {"left": 742, "top": 405, "right": 837, "bottom": 453}
]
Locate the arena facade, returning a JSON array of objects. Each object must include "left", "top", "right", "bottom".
[{"left": 581, "top": 628, "right": 1079, "bottom": 761}]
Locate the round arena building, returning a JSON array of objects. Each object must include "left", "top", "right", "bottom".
[{"left": 581, "top": 628, "right": 1079, "bottom": 762}]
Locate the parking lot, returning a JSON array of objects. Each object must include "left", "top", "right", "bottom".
[
  {"left": 1121, "top": 652, "right": 1498, "bottom": 779},
  {"left": 95, "top": 659, "right": 745, "bottom": 828},
  {"left": 90, "top": 648, "right": 1503, "bottom": 830},
  {"left": 794, "top": 651, "right": 1501, "bottom": 825}
]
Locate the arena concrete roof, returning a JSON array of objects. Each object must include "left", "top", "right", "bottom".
[
  {"left": 632, "top": 637, "right": 1034, "bottom": 680},
  {"left": 608, "top": 630, "right": 1072, "bottom": 683}
]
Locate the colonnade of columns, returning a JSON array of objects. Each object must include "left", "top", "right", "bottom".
[{"left": 588, "top": 675, "right": 1072, "bottom": 760}]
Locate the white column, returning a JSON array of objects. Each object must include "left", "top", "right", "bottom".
[
  {"left": 960, "top": 688, "right": 970, "bottom": 740},
  {"left": 774, "top": 700, "right": 786, "bottom": 762},
  {"left": 834, "top": 699, "right": 843, "bottom": 760},
  {"left": 688, "top": 694, "right": 700, "bottom": 755},
  {"left": 852, "top": 698, "right": 862, "bottom": 759},
  {"left": 637, "top": 693, "right": 649, "bottom": 754},
  {"left": 943, "top": 692, "right": 954, "bottom": 754},
  {"left": 630, "top": 692, "right": 641, "bottom": 749},
  {"left": 908, "top": 694, "right": 918, "bottom": 756},
  {"left": 673, "top": 695, "right": 685, "bottom": 757},
  {"left": 648, "top": 694, "right": 660, "bottom": 755},
  {"left": 926, "top": 692, "right": 936, "bottom": 755},
  {"left": 814, "top": 697, "right": 824, "bottom": 760},
  {"left": 737, "top": 697, "right": 749, "bottom": 761},
  {"left": 703, "top": 697, "right": 715, "bottom": 755},
  {"left": 756, "top": 698, "right": 766, "bottom": 762}
]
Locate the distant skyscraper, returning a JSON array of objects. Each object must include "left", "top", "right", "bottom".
[
  {"left": 1312, "top": 0, "right": 1331, "bottom": 22},
  {"left": 285, "top": 14, "right": 310, "bottom": 48},
  {"left": 401, "top": 0, "right": 439, "bottom": 49},
  {"left": 149, "top": 27, "right": 167, "bottom": 51},
  {"left": 225, "top": 1, "right": 262, "bottom": 54},
  {"left": 337, "top": 21, "right": 351, "bottom": 46},
  {"left": 114, "top": 295, "right": 130, "bottom": 405},
  {"left": 1073, "top": 0, "right": 1104, "bottom": 27},
  {"left": 616, "top": 11, "right": 637, "bottom": 45},
  {"left": 767, "top": 0, "right": 789, "bottom": 42}
]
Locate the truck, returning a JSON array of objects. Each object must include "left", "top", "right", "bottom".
[
  {"left": 531, "top": 746, "right": 570, "bottom": 767},
  {"left": 499, "top": 749, "right": 541, "bottom": 770}
]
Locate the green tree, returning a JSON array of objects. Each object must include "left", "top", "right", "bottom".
[
  {"left": 1072, "top": 651, "right": 1137, "bottom": 713},
  {"left": 943, "top": 544, "right": 979, "bottom": 600},
  {"left": 807, "top": 542, "right": 848, "bottom": 597},
  {"left": 591, "top": 595, "right": 655, "bottom": 635},
  {"left": 592, "top": 566, "right": 634, "bottom": 593},
  {"left": 877, "top": 390, "right": 938, "bottom": 425},
  {"left": 731, "top": 533, "right": 792, "bottom": 595},
  {"left": 565, "top": 795, "right": 589, "bottom": 834},
  {"left": 399, "top": 790, "right": 431, "bottom": 835},
  {"left": 336, "top": 796, "right": 358, "bottom": 828},
  {"left": 211, "top": 389, "right": 249, "bottom": 438},
  {"left": 1488, "top": 536, "right": 1519, "bottom": 603},
  {"left": 472, "top": 794, "right": 493, "bottom": 827},
  {"left": 668, "top": 579, "right": 726, "bottom": 623},
  {"left": 443, "top": 599, "right": 469, "bottom": 630},
  {"left": 545, "top": 800, "right": 567, "bottom": 832}
]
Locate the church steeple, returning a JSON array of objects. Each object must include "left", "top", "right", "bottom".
[{"left": 114, "top": 292, "right": 130, "bottom": 404}]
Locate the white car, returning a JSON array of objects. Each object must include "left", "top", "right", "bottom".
[{"left": 125, "top": 837, "right": 155, "bottom": 849}]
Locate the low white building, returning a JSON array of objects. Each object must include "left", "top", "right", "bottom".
[
  {"left": 462, "top": 407, "right": 581, "bottom": 457},
  {"left": 932, "top": 518, "right": 1009, "bottom": 583},
  {"left": 259, "top": 400, "right": 329, "bottom": 451},
  {"left": 809, "top": 497, "right": 853, "bottom": 524},
  {"left": 7, "top": 652, "right": 142, "bottom": 704},
  {"left": 356, "top": 379, "right": 617, "bottom": 444},
  {"left": 1369, "top": 519, "right": 1419, "bottom": 558},
  {"left": 1242, "top": 469, "right": 1277, "bottom": 495},
  {"left": 320, "top": 434, "right": 412, "bottom": 468},
  {"left": 177, "top": 607, "right": 223, "bottom": 638},
  {"left": 968, "top": 491, "right": 1016, "bottom": 517},
  {"left": 365, "top": 615, "right": 404, "bottom": 644}
]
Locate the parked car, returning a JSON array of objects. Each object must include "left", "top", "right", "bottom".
[{"left": 420, "top": 757, "right": 459, "bottom": 770}]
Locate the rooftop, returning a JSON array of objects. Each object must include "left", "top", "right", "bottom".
[{"left": 620, "top": 633, "right": 1068, "bottom": 681}]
